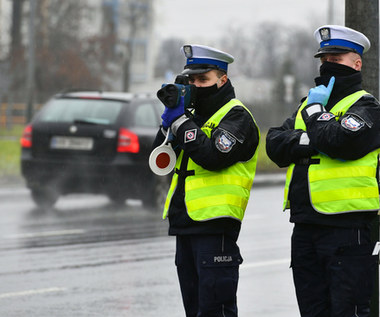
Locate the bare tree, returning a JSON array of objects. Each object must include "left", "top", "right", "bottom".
[
  {"left": 8, "top": 0, "right": 155, "bottom": 101},
  {"left": 34, "top": 0, "right": 101, "bottom": 100},
  {"left": 154, "top": 38, "right": 185, "bottom": 78},
  {"left": 220, "top": 23, "right": 295, "bottom": 79},
  {"left": 216, "top": 22, "right": 319, "bottom": 129},
  {"left": 286, "top": 27, "right": 318, "bottom": 88},
  {"left": 10, "top": 0, "right": 24, "bottom": 58},
  {"left": 9, "top": 0, "right": 25, "bottom": 97},
  {"left": 9, "top": 1, "right": 105, "bottom": 102},
  {"left": 119, "top": 1, "right": 152, "bottom": 91},
  {"left": 219, "top": 26, "right": 257, "bottom": 78}
]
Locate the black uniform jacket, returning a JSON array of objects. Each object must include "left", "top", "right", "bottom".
[
  {"left": 153, "top": 80, "right": 260, "bottom": 239},
  {"left": 266, "top": 71, "right": 380, "bottom": 228}
]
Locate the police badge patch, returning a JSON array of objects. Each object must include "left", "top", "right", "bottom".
[
  {"left": 317, "top": 112, "right": 335, "bottom": 121},
  {"left": 341, "top": 115, "right": 364, "bottom": 131},
  {"left": 215, "top": 131, "right": 236, "bottom": 153},
  {"left": 184, "top": 129, "right": 197, "bottom": 143},
  {"left": 319, "top": 28, "right": 331, "bottom": 41}
]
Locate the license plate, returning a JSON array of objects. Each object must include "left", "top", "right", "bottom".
[{"left": 50, "top": 136, "right": 94, "bottom": 150}]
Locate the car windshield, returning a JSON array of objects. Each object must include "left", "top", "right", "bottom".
[{"left": 38, "top": 98, "right": 124, "bottom": 125}]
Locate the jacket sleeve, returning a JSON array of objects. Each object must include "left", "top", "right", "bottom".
[
  {"left": 266, "top": 107, "right": 318, "bottom": 168},
  {"left": 301, "top": 95, "right": 380, "bottom": 160},
  {"left": 173, "top": 106, "right": 259, "bottom": 171}
]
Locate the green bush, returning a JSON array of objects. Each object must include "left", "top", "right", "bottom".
[
  {"left": 0, "top": 139, "right": 21, "bottom": 176},
  {"left": 0, "top": 126, "right": 24, "bottom": 137},
  {"left": 0, "top": 126, "right": 23, "bottom": 177}
]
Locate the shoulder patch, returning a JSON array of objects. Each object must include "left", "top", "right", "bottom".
[
  {"left": 184, "top": 129, "right": 197, "bottom": 143},
  {"left": 341, "top": 115, "right": 364, "bottom": 131},
  {"left": 215, "top": 131, "right": 236, "bottom": 153},
  {"left": 317, "top": 112, "right": 335, "bottom": 121}
]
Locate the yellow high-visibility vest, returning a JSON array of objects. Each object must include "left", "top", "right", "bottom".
[
  {"left": 284, "top": 90, "right": 380, "bottom": 214},
  {"left": 163, "top": 99, "right": 260, "bottom": 222}
]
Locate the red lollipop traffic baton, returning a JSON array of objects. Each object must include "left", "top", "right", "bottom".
[{"left": 149, "top": 128, "right": 176, "bottom": 176}]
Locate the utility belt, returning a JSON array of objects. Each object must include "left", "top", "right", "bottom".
[
  {"left": 175, "top": 168, "right": 195, "bottom": 178},
  {"left": 175, "top": 153, "right": 195, "bottom": 179},
  {"left": 295, "top": 158, "right": 320, "bottom": 165}
]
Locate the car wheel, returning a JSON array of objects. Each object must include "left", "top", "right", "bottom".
[
  {"left": 31, "top": 187, "right": 59, "bottom": 209},
  {"left": 143, "top": 175, "right": 171, "bottom": 210}
]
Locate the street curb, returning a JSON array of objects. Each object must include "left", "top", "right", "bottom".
[{"left": 253, "top": 172, "right": 286, "bottom": 187}]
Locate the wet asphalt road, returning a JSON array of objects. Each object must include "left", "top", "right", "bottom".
[{"left": 0, "top": 180, "right": 300, "bottom": 317}]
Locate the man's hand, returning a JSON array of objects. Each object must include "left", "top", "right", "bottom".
[
  {"left": 307, "top": 76, "right": 335, "bottom": 106},
  {"left": 161, "top": 96, "right": 185, "bottom": 129}
]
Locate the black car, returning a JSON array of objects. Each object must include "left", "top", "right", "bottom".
[{"left": 20, "top": 90, "right": 170, "bottom": 209}]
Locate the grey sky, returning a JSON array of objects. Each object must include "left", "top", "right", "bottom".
[{"left": 154, "top": 0, "right": 345, "bottom": 42}]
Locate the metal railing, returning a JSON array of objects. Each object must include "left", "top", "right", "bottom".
[{"left": 0, "top": 103, "right": 42, "bottom": 128}]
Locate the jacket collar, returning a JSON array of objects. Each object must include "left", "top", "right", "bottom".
[{"left": 314, "top": 72, "right": 363, "bottom": 111}]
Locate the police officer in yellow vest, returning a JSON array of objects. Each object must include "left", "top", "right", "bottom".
[
  {"left": 266, "top": 25, "right": 380, "bottom": 317},
  {"left": 153, "top": 45, "right": 260, "bottom": 316}
]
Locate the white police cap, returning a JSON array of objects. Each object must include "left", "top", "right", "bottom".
[
  {"left": 314, "top": 25, "right": 370, "bottom": 58},
  {"left": 180, "top": 44, "right": 234, "bottom": 75}
]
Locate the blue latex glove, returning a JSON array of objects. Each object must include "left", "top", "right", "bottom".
[
  {"left": 307, "top": 76, "right": 335, "bottom": 106},
  {"left": 161, "top": 95, "right": 185, "bottom": 129}
]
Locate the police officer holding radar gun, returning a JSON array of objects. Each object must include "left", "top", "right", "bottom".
[
  {"left": 151, "top": 45, "right": 260, "bottom": 316},
  {"left": 266, "top": 25, "right": 380, "bottom": 317}
]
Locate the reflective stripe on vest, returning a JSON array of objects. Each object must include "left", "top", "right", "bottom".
[
  {"left": 283, "top": 90, "right": 380, "bottom": 214},
  {"left": 163, "top": 99, "right": 260, "bottom": 222}
]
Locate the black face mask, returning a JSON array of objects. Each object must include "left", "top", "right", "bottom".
[
  {"left": 193, "top": 84, "right": 219, "bottom": 116},
  {"left": 319, "top": 61, "right": 359, "bottom": 77},
  {"left": 195, "top": 84, "right": 219, "bottom": 100}
]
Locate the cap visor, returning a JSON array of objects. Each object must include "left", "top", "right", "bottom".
[
  {"left": 181, "top": 67, "right": 214, "bottom": 75},
  {"left": 314, "top": 46, "right": 357, "bottom": 58}
]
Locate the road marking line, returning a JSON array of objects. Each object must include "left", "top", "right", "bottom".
[
  {"left": 4, "top": 229, "right": 85, "bottom": 239},
  {"left": 241, "top": 258, "right": 290, "bottom": 269},
  {"left": 0, "top": 287, "right": 66, "bottom": 299}
]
